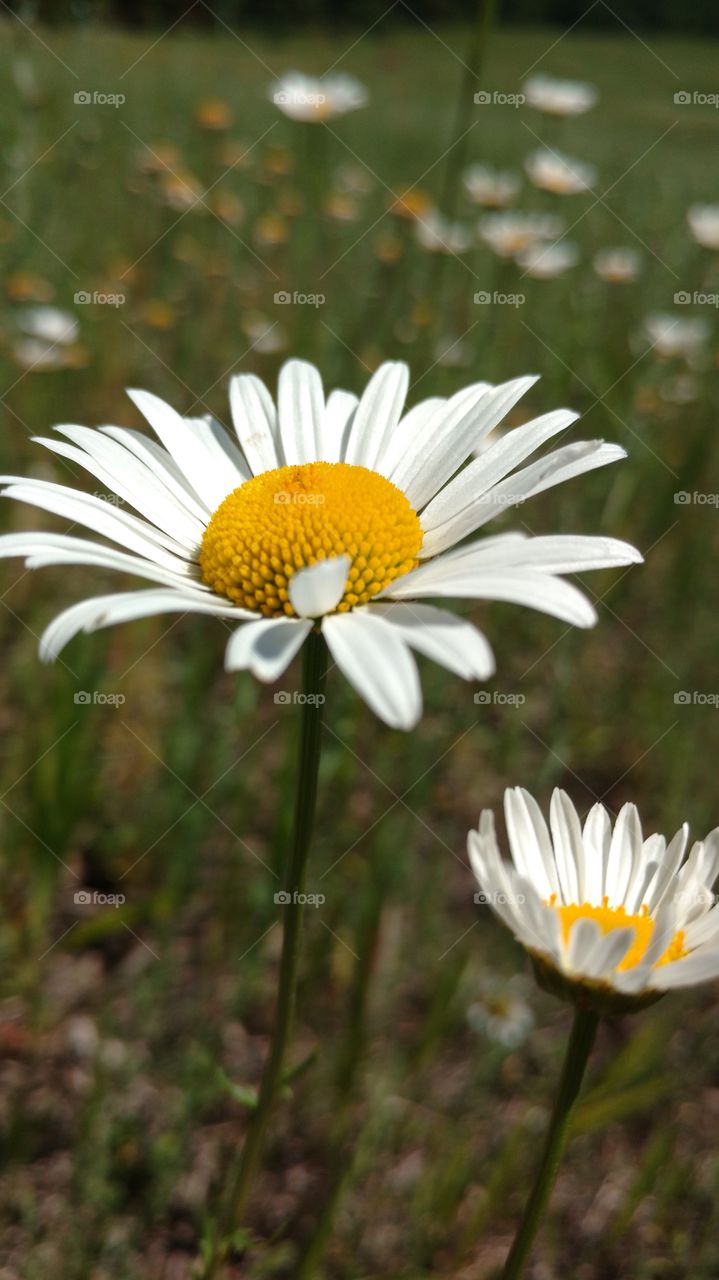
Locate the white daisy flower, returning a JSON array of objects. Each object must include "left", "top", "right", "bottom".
[
  {"left": 478, "top": 211, "right": 565, "bottom": 259},
  {"left": 525, "top": 149, "right": 596, "bottom": 196},
  {"left": 463, "top": 164, "right": 521, "bottom": 209},
  {"left": 469, "top": 788, "right": 719, "bottom": 1010},
  {"left": 0, "top": 360, "right": 640, "bottom": 730},
  {"left": 523, "top": 74, "right": 598, "bottom": 117},
  {"left": 516, "top": 241, "right": 579, "bottom": 279},
  {"left": 415, "top": 211, "right": 473, "bottom": 255},
  {"left": 269, "top": 72, "right": 367, "bottom": 123},
  {"left": 593, "top": 248, "right": 641, "bottom": 283},
  {"left": 17, "top": 305, "right": 79, "bottom": 345},
  {"left": 687, "top": 203, "right": 719, "bottom": 250},
  {"left": 644, "top": 313, "right": 709, "bottom": 360}
]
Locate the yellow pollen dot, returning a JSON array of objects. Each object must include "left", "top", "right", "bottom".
[
  {"left": 199, "top": 461, "right": 423, "bottom": 618},
  {"left": 549, "top": 894, "right": 687, "bottom": 972}
]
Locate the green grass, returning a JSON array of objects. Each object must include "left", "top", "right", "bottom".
[{"left": 1, "top": 14, "right": 719, "bottom": 1279}]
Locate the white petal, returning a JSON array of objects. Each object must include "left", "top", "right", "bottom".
[
  {"left": 378, "top": 397, "right": 446, "bottom": 479},
  {"left": 504, "top": 786, "right": 558, "bottom": 900},
  {"left": 319, "top": 389, "right": 358, "bottom": 462},
  {"left": 1, "top": 479, "right": 191, "bottom": 566},
  {"left": 343, "top": 362, "right": 409, "bottom": 471},
  {"left": 461, "top": 441, "right": 627, "bottom": 535},
  {"left": 384, "top": 564, "right": 597, "bottom": 628},
  {"left": 277, "top": 359, "right": 325, "bottom": 465},
  {"left": 605, "top": 803, "right": 642, "bottom": 904},
  {"left": 321, "top": 610, "right": 421, "bottom": 730},
  {"left": 100, "top": 426, "right": 212, "bottom": 523},
  {"left": 368, "top": 602, "right": 495, "bottom": 679},
  {"left": 395, "top": 377, "right": 535, "bottom": 513},
  {"left": 288, "top": 556, "right": 349, "bottom": 618},
  {"left": 643, "top": 824, "right": 690, "bottom": 913},
  {"left": 582, "top": 803, "right": 612, "bottom": 904},
  {"left": 35, "top": 432, "right": 205, "bottom": 547},
  {"left": 126, "top": 390, "right": 244, "bottom": 510},
  {"left": 39, "top": 588, "right": 250, "bottom": 661},
  {"left": 229, "top": 373, "right": 281, "bottom": 475},
  {"left": 549, "top": 789, "right": 582, "bottom": 903},
  {"left": 419, "top": 404, "right": 575, "bottom": 554},
  {"left": 650, "top": 947, "right": 719, "bottom": 990},
  {"left": 581, "top": 925, "right": 636, "bottom": 979},
  {"left": 0, "top": 534, "right": 200, "bottom": 591},
  {"left": 224, "top": 616, "right": 312, "bottom": 681}
]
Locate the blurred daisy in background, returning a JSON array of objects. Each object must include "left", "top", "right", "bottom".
[
  {"left": 467, "top": 974, "right": 535, "bottom": 1049},
  {"left": 269, "top": 71, "right": 368, "bottom": 122},
  {"left": 415, "top": 211, "right": 473, "bottom": 254},
  {"left": 525, "top": 148, "right": 596, "bottom": 195},
  {"left": 644, "top": 312, "right": 709, "bottom": 361},
  {"left": 469, "top": 788, "right": 719, "bottom": 1009},
  {"left": 478, "top": 211, "right": 565, "bottom": 259},
  {"left": 687, "top": 203, "right": 719, "bottom": 250},
  {"left": 593, "top": 248, "right": 641, "bottom": 283},
  {"left": 0, "top": 360, "right": 640, "bottom": 729},
  {"left": 516, "top": 240, "right": 579, "bottom": 278},
  {"left": 12, "top": 305, "right": 83, "bottom": 372},
  {"left": 463, "top": 163, "right": 521, "bottom": 209},
  {"left": 523, "top": 73, "right": 598, "bottom": 117}
]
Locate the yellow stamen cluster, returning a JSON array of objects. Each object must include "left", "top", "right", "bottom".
[
  {"left": 550, "top": 895, "right": 686, "bottom": 972},
  {"left": 199, "top": 461, "right": 422, "bottom": 617}
]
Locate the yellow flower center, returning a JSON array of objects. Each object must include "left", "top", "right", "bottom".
[
  {"left": 199, "top": 461, "right": 422, "bottom": 618},
  {"left": 550, "top": 895, "right": 686, "bottom": 972}
]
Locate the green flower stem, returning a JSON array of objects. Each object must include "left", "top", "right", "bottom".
[
  {"left": 500, "top": 1007, "right": 600, "bottom": 1280},
  {"left": 203, "top": 630, "right": 328, "bottom": 1276}
]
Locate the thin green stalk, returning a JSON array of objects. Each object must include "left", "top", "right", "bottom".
[
  {"left": 422, "top": 0, "right": 499, "bottom": 362},
  {"left": 202, "top": 630, "right": 328, "bottom": 1276},
  {"left": 500, "top": 1008, "right": 600, "bottom": 1280}
]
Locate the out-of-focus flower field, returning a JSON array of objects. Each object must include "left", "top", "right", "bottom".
[{"left": 1, "top": 14, "right": 719, "bottom": 1279}]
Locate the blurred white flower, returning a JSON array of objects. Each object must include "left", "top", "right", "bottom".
[
  {"left": 594, "top": 248, "right": 641, "bottom": 283},
  {"left": 415, "top": 211, "right": 473, "bottom": 255},
  {"left": 525, "top": 148, "right": 596, "bottom": 195},
  {"left": 479, "top": 211, "right": 565, "bottom": 259},
  {"left": 523, "top": 73, "right": 598, "bottom": 117},
  {"left": 463, "top": 163, "right": 521, "bottom": 208},
  {"left": 645, "top": 312, "right": 709, "bottom": 360},
  {"left": 269, "top": 72, "right": 368, "bottom": 122},
  {"left": 17, "top": 306, "right": 79, "bottom": 345},
  {"left": 687, "top": 204, "right": 719, "bottom": 250},
  {"left": 13, "top": 338, "right": 71, "bottom": 371},
  {"left": 467, "top": 975, "right": 535, "bottom": 1049},
  {"left": 517, "top": 240, "right": 579, "bottom": 278}
]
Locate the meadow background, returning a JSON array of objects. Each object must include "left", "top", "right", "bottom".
[{"left": 1, "top": 10, "right": 719, "bottom": 1278}]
